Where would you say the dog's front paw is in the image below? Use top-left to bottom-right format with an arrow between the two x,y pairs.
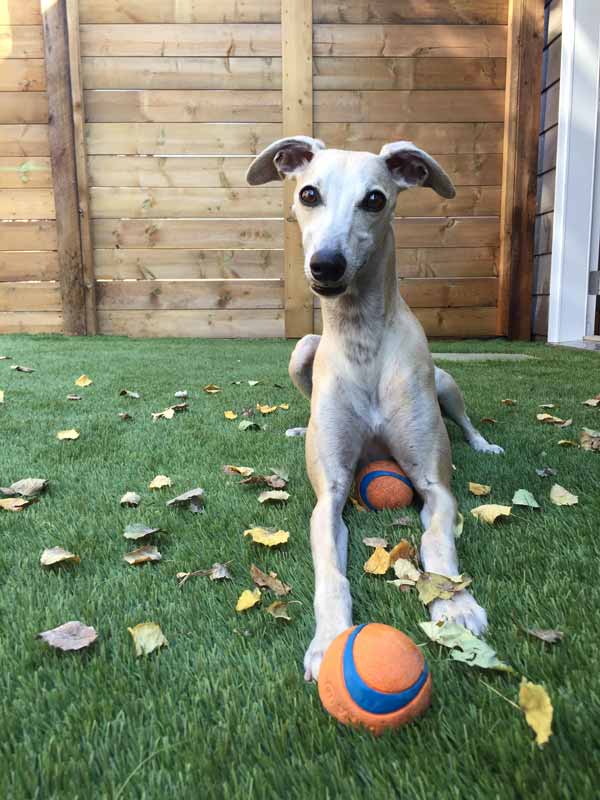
304,623 -> 349,682
472,439 -> 505,455
429,590 -> 488,636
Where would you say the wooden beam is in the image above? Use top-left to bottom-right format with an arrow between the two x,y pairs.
497,0 -> 544,339
282,0 -> 313,338
42,0 -> 87,335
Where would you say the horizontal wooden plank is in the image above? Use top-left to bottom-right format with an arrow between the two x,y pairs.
542,36 -> 561,90
89,186 -> 499,219
0,281 -> 61,311
0,188 -> 55,218
96,278 -> 282,310
0,124 -> 49,156
534,211 -> 553,256
315,306 -> 497,337
536,168 -> 555,215
532,293 -> 549,337
93,249 -> 284,280
0,25 -> 44,58
397,247 -> 498,278
540,81 -> 559,132
394,217 -> 499,247
0,311 -> 63,334
532,254 -> 551,295
0,219 -> 57,249
0,92 -> 48,124
399,277 -> 497,307
97,308 -> 284,337
0,59 -> 46,91
0,250 -> 59,281
538,125 -> 558,174
3,0 -> 43,26
546,0 -> 562,46
0,156 -> 52,187
314,0 -> 508,24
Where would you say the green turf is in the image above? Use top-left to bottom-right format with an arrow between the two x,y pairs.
0,335 -> 598,800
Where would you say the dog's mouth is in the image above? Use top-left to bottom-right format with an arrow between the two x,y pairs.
310,283 -> 346,297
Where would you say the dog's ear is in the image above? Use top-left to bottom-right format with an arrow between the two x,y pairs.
379,141 -> 456,199
246,136 -> 325,185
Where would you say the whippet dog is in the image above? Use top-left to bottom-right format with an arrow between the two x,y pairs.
247,137 -> 503,681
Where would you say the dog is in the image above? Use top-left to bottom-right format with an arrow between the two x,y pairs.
246,137 -> 503,681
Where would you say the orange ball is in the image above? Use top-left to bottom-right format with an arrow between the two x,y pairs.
355,459 -> 414,511
318,623 -> 432,735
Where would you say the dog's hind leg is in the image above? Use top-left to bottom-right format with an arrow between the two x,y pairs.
434,366 -> 504,454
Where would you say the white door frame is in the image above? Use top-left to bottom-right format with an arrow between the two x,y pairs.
548,0 -> 600,343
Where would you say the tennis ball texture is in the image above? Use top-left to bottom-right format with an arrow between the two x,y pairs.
318,623 -> 432,735
356,459 -> 414,510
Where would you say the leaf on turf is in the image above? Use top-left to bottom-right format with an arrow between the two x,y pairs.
57,429 -> 79,440
128,622 -> 168,656
0,497 -> 33,511
454,511 -> 465,539
11,365 -> 34,373
120,491 -> 141,507
67,394 -> 82,401
389,538 -> 417,564
257,403 -> 278,415
416,572 -> 472,605
1,478 -> 48,497
238,419 -> 262,432
480,417 -> 497,424
0,355 -> 10,360
203,384 -> 221,394
244,527 -> 289,547
247,380 -> 261,387
582,394 -> 600,407
265,600 -> 292,621
148,474 -> 172,490
177,562 -> 232,586
348,495 -> 366,513
166,487 -> 204,513
119,389 -> 140,399
258,490 -> 289,504
387,515 -> 411,527
40,546 -> 80,567
223,464 -> 254,477
224,410 -> 238,420
0,389 -> 4,404
512,489 -> 540,509
363,536 -> 388,549
279,403 -> 290,410
75,374 -> 92,387
152,403 -> 188,421
549,484 -> 578,506
174,390 -> 188,399
469,482 -> 491,497
38,621 -> 98,652
392,558 -> 421,585
470,504 -> 512,524
559,418 -> 573,428
519,680 -> 553,746
123,523 -> 161,540
123,545 -> 161,565
538,403 -> 557,409
580,427 -> 600,452
240,473 -> 287,489
525,626 -> 564,644
236,588 -> 261,611
364,547 -> 391,575
250,564 -> 291,596
118,412 -> 132,421
419,620 -> 513,673
501,399 -> 517,406
536,467 -> 557,478
558,439 -> 579,448
537,413 -> 566,425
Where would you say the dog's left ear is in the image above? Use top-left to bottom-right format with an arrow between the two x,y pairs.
379,141 -> 455,199
246,136 -> 325,185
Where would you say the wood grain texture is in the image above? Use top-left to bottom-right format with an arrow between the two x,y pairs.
0,25 -> 45,58
0,93 -> 48,124
0,281 -> 61,311
542,34 -> 561,90
314,278 -> 497,309
0,188 -> 55,218
97,308 -> 284,337
96,279 -> 282,310
315,306 -> 497,337
531,293 -> 548,337
539,81 -> 559,132
546,0 -> 562,45
0,59 -> 46,91
533,211 -> 553,255
0,250 -> 59,282
0,220 -> 57,249
0,156 -> 52,187
0,311 -> 63,333
397,247 -> 498,278
0,125 -> 49,155
3,0 -> 43,26
538,125 -> 557,174
314,0 -> 508,24
532,253 -> 551,294
79,0 -> 281,24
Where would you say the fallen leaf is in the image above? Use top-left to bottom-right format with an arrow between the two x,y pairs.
239,419 -> 262,432
1,478 -> 48,497
285,427 -> 306,437
558,439 -> 579,448
580,427 -> 600,452
57,429 -> 80,441
0,497 -> 32,511
257,403 -> 278,415
549,484 -> 578,506
148,474 -> 172,490
519,679 -> 553,746
389,539 -> 417,563
223,464 -> 254,477
177,562 -> 232,586
128,622 -> 168,656
470,504 -> 512,524
166,487 -> 204,513
67,394 -> 82,401
454,511 -> 465,539
416,572 -> 472,605
387,515 -> 412,527
123,545 -> 161,565
236,588 -> 261,611
525,626 -> 564,644
174,390 -> 188,399
38,621 -> 97,652
203,384 -> 221,394
348,495 -> 366,512
559,418 -> 573,428
419,620 -> 513,672
258,490 -> 289,504
363,536 -> 388,549
537,413 -> 566,425
241,407 -> 255,417
536,467 -> 557,478
501,399 -> 517,406
539,403 -> 557,409
0,389 -> 4,403
240,473 -> 287,489
392,558 -> 421,585
120,491 -> 141,507
119,389 -> 140,399
512,489 -> 540,509
244,527 -> 290,547
250,564 -> 291,596
364,547 -> 391,575
269,466 -> 289,481
480,417 -> 496,424
0,355 -> 10,360
582,395 -> 600,407
75,374 -> 92,387
224,410 -> 238,420
265,600 -> 293,621
278,403 -> 289,410
40,546 -> 80,567
152,402 -> 188,421
11,365 -> 34,373
123,523 -> 161,540
247,380 -> 261,387
469,482 -> 491,497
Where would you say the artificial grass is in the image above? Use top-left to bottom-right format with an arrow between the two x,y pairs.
0,335 -> 598,800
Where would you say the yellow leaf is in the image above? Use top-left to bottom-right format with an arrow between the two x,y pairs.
519,679 -> 553,746
558,439 -> 579,448
75,374 -> 92,387
258,490 -> 289,504
40,547 -> 80,567
265,600 -> 292,620
224,464 -> 254,477
363,547 -> 391,575
0,497 -> 32,511
536,413 -> 566,425
56,429 -> 80,440
148,474 -> 172,490
468,482 -> 491,497
236,588 -> 261,612
244,527 -> 290,547
470,504 -> 512,524
224,410 -> 238,420
257,403 -> 278,414
388,539 -> 417,564
203,384 -> 221,394
416,572 -> 472,604
549,484 -> 578,506
348,495 -> 366,512
128,622 -> 168,656
278,403 -> 290,410
0,389 -> 4,403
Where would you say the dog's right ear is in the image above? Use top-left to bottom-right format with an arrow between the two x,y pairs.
246,136 -> 325,185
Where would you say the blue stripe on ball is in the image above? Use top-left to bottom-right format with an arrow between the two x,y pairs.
358,469 -> 414,511
342,624 -> 428,715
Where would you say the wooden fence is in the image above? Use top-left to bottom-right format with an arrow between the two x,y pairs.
0,0 -> 543,339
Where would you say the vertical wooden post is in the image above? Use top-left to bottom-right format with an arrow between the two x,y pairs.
42,0 -> 87,335
282,0 -> 313,338
497,0 -> 545,339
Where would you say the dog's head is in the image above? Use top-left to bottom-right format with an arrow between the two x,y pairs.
246,137 -> 455,298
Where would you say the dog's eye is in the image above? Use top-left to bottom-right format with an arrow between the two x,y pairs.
299,185 -> 321,207
360,190 -> 387,213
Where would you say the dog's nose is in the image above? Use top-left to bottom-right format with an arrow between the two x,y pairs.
310,250 -> 347,284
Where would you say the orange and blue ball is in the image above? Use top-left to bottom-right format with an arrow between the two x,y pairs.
318,623 -> 431,735
356,459 -> 414,511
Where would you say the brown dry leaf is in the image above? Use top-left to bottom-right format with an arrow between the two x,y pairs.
244,527 -> 290,547
0,497 -> 32,511
582,395 -> 600,407
177,562 -> 232,586
389,538 -> 417,564
480,417 -> 497,424
40,546 -> 80,567
240,473 -> 287,489
57,429 -> 80,441
75,374 -> 92,387
580,427 -> 600,452
166,487 -> 204,512
236,588 -> 261,612
118,412 -> 132,421
128,622 -> 168,656
537,413 -> 566,425
348,495 -> 366,512
519,679 -> 553,747
38,621 -> 97,652
119,389 -> 140,399
11,365 -> 34,373
123,523 -> 161,540
525,626 -> 564,644
549,484 -> 578,506
363,536 -> 388,549
364,547 -> 391,575
223,464 -> 254,477
123,545 -> 161,565
224,410 -> 238,420
148,474 -> 172,490
67,394 -> 82,401
258,490 -> 289,504
2,478 -> 48,497
120,491 -> 141,507
203,384 -> 222,394
558,439 -> 579,447
265,600 -> 293,621
470,504 -> 512,524
501,399 -> 517,406
416,572 -> 472,605
469,482 -> 491,497
250,564 -> 291,596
